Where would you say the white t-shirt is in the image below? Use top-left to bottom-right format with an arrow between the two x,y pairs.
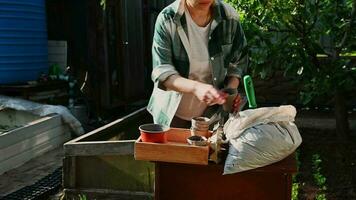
175,9 -> 213,121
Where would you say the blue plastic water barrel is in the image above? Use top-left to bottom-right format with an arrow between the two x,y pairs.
0,0 -> 48,84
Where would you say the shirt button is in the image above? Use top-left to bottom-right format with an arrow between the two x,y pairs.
213,77 -> 217,81
210,57 -> 214,61
209,36 -> 212,40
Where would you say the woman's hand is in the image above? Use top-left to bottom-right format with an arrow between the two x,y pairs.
192,82 -> 227,105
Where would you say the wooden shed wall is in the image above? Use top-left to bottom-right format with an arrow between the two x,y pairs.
46,0 -> 174,116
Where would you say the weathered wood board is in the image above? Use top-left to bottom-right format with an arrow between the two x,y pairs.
0,109 -> 71,175
63,107 -> 155,199
135,128 -> 209,165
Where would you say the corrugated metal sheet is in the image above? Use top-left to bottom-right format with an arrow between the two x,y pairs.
0,0 -> 48,84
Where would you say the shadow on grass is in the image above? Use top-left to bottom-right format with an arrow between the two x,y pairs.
294,129 -> 356,200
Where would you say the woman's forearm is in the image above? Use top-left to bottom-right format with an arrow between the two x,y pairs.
163,74 -> 226,105
163,74 -> 198,94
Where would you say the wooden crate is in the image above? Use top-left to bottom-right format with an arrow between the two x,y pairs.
135,128 -> 209,165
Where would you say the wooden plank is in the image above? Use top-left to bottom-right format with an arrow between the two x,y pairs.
164,128 -> 212,143
154,162 -> 161,200
135,129 -> 209,165
0,108 -> 40,127
135,141 -> 209,165
65,107 -> 147,144
165,128 -> 191,143
155,161 -> 292,200
64,188 -> 153,200
155,153 -> 296,173
285,174 -> 293,200
74,155 -> 154,192
63,156 -> 76,188
0,125 -> 69,162
0,132 -> 71,175
64,140 -> 135,156
0,115 -> 62,149
65,127 -> 193,157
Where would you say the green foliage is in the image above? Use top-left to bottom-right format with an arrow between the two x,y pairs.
292,182 -> 300,200
225,0 -> 356,104
78,194 -> 87,200
316,193 -> 327,200
312,154 -> 327,199
100,0 -> 106,10
312,154 -> 326,188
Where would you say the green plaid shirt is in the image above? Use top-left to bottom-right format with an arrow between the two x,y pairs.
148,0 -> 248,126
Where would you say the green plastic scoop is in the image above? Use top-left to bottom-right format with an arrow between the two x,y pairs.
243,75 -> 257,109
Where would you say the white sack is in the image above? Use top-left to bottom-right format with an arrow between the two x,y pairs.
223,105 -> 302,174
0,95 -> 84,135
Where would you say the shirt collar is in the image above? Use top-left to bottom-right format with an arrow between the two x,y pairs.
173,0 -> 226,25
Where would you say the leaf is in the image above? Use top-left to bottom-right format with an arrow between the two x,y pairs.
100,0 -> 106,10
300,91 -> 314,105
225,0 -> 355,100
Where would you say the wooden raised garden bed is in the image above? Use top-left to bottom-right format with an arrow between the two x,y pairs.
0,109 -> 70,175
63,107 -> 154,200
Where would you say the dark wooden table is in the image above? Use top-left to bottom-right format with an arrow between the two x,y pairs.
155,154 -> 297,200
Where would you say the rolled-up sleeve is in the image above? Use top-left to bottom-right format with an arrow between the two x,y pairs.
227,22 -> 248,79
151,14 -> 179,90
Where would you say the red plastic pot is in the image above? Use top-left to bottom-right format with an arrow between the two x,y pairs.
139,124 -> 169,143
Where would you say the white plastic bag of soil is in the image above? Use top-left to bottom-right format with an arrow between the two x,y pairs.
223,105 -> 302,174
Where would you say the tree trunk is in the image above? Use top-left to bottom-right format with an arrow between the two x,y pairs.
334,89 -> 350,139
